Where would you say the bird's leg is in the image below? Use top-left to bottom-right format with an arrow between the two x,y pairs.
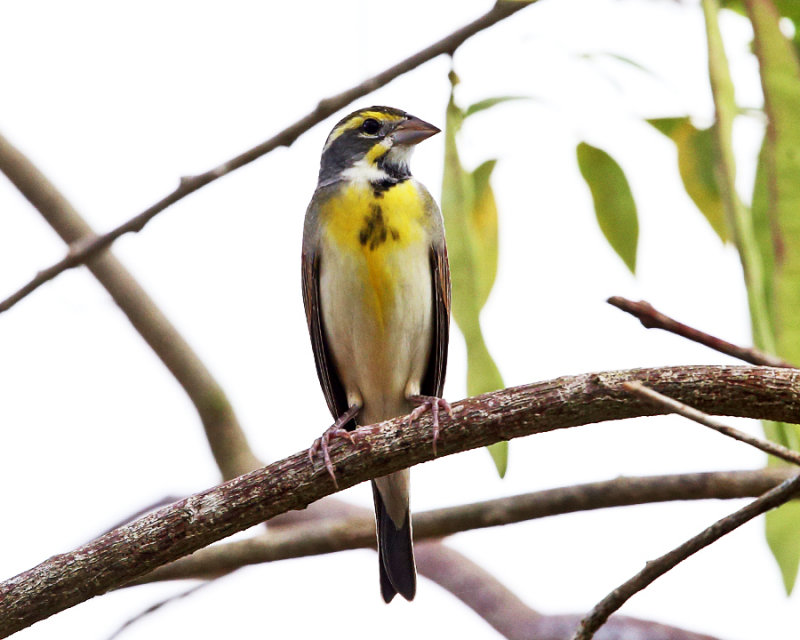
308,404 -> 361,486
407,395 -> 453,456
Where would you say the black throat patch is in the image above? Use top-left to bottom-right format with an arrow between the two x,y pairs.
371,154 -> 410,197
371,176 -> 407,197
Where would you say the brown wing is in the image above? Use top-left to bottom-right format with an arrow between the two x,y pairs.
421,241 -> 451,398
301,247 -> 353,427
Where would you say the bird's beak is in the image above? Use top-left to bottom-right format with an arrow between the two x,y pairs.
392,116 -> 441,145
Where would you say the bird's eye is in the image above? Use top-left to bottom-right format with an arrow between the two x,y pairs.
361,118 -> 381,135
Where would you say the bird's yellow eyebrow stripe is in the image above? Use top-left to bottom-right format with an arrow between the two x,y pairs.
324,111 -> 405,149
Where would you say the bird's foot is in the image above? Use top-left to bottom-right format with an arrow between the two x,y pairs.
407,395 -> 453,456
308,405 -> 361,487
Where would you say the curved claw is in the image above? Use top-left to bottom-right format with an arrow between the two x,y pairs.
308,405 -> 361,487
408,395 -> 452,456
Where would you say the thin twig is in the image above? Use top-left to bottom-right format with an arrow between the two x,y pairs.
1,365 -> 799,637
105,582 -> 212,640
607,297 -> 792,367
0,0 -> 536,314
623,381 -> 800,466
571,471 -> 800,640
416,544 -> 720,640
0,132 -> 260,480
133,468 -> 793,584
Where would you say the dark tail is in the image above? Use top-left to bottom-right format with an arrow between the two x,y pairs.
371,480 -> 416,602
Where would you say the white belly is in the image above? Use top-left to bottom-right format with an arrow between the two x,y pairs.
319,237 -> 433,426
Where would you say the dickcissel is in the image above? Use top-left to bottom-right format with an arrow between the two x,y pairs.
301,106 -> 451,602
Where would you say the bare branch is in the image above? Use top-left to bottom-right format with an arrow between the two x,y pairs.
527,614 -> 720,640
0,0 -> 537,314
134,468 -> 793,584
608,296 -> 793,367
105,583 -> 211,640
417,545 -> 722,640
571,471 -> 800,640
624,381 -> 800,465
0,132 -> 260,480
119,543 -> 723,640
135,468 -> 781,640
1,364 -> 798,637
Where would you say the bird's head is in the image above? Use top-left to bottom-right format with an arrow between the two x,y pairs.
318,106 -> 440,187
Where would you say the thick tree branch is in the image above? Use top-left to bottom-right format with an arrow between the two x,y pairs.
134,468 -> 793,584
0,0 -> 536,314
0,132 -> 259,480
572,471 -> 800,640
1,365 -> 799,637
608,296 -> 792,367
1,96 -> 562,637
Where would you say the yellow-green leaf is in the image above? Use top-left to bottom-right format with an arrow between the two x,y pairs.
469,159 -> 499,310
767,497 -> 800,593
748,0 -> 800,371
701,0 -> 773,349
746,0 -> 800,594
576,142 -> 638,274
441,74 -> 508,476
648,117 -> 728,242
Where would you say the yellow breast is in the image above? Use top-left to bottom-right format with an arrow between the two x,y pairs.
322,180 -> 426,252
321,180 -> 428,329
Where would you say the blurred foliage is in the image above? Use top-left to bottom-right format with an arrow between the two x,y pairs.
441,72 -> 521,477
438,0 -> 800,592
662,0 -> 800,592
569,0 -> 800,592
742,0 -> 800,593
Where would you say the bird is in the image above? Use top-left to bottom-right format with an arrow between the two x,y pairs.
301,106 -> 451,603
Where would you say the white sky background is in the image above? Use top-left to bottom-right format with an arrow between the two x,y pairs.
0,0 -> 795,638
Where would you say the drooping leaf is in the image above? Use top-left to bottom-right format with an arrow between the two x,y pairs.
766,501 -> 800,594
575,142 -> 638,274
750,133 -> 777,335
648,116 -> 687,138
464,96 -> 527,118
745,0 -> 800,593
441,72 -> 508,476
469,159 -> 499,310
578,51 -> 655,77
701,0 -> 773,349
648,117 -> 728,242
748,0 -> 800,369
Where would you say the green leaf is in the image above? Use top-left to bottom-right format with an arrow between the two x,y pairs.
441,75 -> 508,477
767,499 -> 800,593
469,159 -> 499,310
648,116 -> 688,138
466,330 -> 507,476
702,0 -> 773,350
464,96 -> 527,118
648,117 -> 728,242
575,142 -> 639,274
746,0 -> 800,593
750,134 -> 777,335
748,0 -> 800,369
578,51 -> 655,77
